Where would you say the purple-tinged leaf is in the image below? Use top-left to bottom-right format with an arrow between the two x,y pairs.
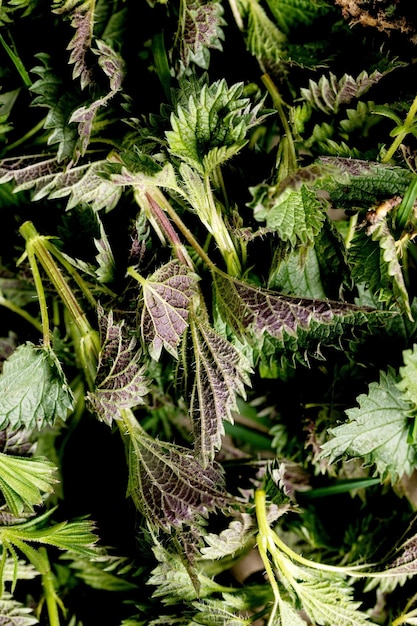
188,317 -> 252,465
177,0 -> 226,72
138,260 -> 199,360
87,309 -> 149,426
122,412 -> 229,531
214,272 -> 372,341
67,5 -> 94,89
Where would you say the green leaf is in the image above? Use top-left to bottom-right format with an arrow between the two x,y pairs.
250,184 -> 326,246
137,260 -> 200,360
268,244 -> 327,298
63,551 -> 138,591
239,0 -> 286,74
86,309 -> 149,426
0,592 -> 39,625
0,453 -> 57,517
320,368 -> 417,481
201,513 -> 255,559
398,344 -> 417,406
192,599 -> 252,626
0,343 -> 74,431
166,77 -> 266,174
30,53 -> 80,162
188,315 -> 252,465
265,0 -> 330,34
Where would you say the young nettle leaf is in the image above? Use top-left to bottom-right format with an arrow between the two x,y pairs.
120,409 -> 229,531
86,309 -> 149,426
188,315 -> 252,465
320,368 -> 417,481
398,344 -> 417,407
136,260 -> 199,361
250,183 -> 326,246
265,0 -> 330,34
0,342 -> 74,431
0,453 -> 57,517
175,0 -> 226,74
192,599 -> 252,625
166,77 -> 267,175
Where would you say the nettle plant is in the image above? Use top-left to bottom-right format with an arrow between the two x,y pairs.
2,0 -> 417,624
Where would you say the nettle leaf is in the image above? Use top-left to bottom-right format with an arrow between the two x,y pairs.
124,415 -> 229,531
30,53 -> 80,162
166,77 -> 267,174
192,599 -> 252,625
320,368 -> 417,481
214,272 -> 371,343
293,573 -> 373,626
149,543 -> 225,604
69,40 -> 124,159
177,0 -> 226,73
0,156 -> 122,212
0,453 -> 57,517
65,2 -> 95,89
268,244 -> 327,299
63,552 -> 138,591
300,70 -> 383,115
318,157 -> 413,208
265,0 -> 330,34
349,223 -> 411,317
250,183 -> 326,246
201,513 -> 255,559
0,592 -> 39,625
86,309 -> 149,425
398,344 -> 417,407
0,343 -> 74,431
238,0 -> 287,75
188,315 -> 252,465
138,260 -> 199,360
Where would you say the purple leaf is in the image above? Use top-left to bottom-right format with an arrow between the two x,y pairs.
139,260 -> 199,360
87,309 -> 149,425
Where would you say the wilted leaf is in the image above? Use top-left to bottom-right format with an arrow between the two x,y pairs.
0,343 -> 74,431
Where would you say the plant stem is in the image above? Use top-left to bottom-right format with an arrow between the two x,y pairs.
40,548 -> 64,626
382,94 -> 417,163
0,33 -> 32,87
24,243 -> 51,347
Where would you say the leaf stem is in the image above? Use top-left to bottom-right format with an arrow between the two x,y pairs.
40,548 -> 64,626
382,94 -> 417,163
24,242 -> 51,347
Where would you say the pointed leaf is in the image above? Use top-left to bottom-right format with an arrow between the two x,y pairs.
87,309 -> 149,425
320,369 -> 417,481
0,343 -> 74,431
251,184 -> 326,246
139,260 -> 199,360
398,344 -> 417,406
123,415 -> 229,531
0,453 -> 57,517
67,4 -> 95,89
188,316 -> 252,464
177,0 -> 226,73
214,273 -> 372,342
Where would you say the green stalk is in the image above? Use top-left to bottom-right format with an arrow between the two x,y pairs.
0,34 -> 32,87
382,94 -> 417,163
40,548 -> 64,626
19,221 -> 100,385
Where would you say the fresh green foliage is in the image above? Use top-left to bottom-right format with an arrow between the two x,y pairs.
2,0 -> 417,623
